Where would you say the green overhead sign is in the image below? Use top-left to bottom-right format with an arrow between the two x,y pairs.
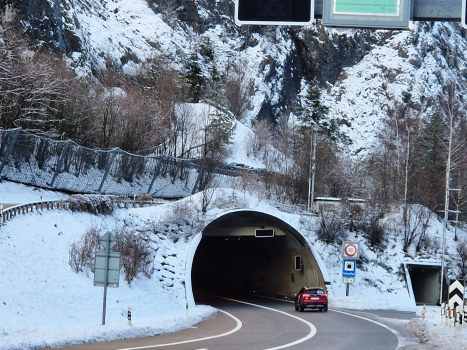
323,0 -> 412,29
334,0 -> 399,16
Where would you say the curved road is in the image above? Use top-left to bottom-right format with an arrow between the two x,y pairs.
51,293 -> 420,350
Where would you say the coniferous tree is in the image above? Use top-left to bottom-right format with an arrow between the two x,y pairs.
298,78 -> 348,144
298,78 -> 329,127
183,50 -> 204,102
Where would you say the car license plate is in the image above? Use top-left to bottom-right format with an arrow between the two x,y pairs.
310,297 -> 319,300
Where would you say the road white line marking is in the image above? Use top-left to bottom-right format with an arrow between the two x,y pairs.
330,309 -> 403,349
220,297 -> 317,350
116,309 -> 242,350
259,295 -> 404,349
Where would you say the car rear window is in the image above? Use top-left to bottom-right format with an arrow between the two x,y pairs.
305,289 -> 324,295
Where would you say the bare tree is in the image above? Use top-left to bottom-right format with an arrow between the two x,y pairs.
115,227 -> 154,284
400,204 -> 432,253
316,207 -> 346,244
455,240 -> 467,279
222,58 -> 254,119
0,25 -> 69,137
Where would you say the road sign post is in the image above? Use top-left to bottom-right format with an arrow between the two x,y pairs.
342,242 -> 359,296
94,232 -> 120,325
343,242 -> 360,260
342,259 -> 356,296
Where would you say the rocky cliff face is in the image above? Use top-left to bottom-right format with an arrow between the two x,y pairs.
0,0 -> 375,122
2,0 -> 467,150
1,0 -> 81,53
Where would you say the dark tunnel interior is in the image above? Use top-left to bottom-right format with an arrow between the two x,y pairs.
191,235 -> 288,293
407,265 -> 442,305
190,211 -> 327,300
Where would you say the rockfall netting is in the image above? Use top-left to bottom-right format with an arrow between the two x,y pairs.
0,128 -> 243,197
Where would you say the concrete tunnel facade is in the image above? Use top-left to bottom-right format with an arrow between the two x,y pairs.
184,209 -> 330,306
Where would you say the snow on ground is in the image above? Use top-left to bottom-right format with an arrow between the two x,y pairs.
0,183 -> 215,350
1,181 -> 467,349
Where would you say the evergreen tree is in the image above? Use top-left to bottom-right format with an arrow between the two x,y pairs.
298,78 -> 329,126
299,78 -> 348,143
183,50 -> 204,102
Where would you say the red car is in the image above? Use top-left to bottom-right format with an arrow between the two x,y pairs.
294,287 -> 328,312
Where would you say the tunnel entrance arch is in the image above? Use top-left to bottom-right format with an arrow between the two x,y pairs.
185,210 -> 330,306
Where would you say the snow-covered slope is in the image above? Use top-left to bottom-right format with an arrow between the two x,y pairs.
1,181 -> 467,349
7,1 -> 467,153
325,22 -> 467,154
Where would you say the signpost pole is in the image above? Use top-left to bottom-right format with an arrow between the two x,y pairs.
342,242 -> 359,296
101,234 -> 110,326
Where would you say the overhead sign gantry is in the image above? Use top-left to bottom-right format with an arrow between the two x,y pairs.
322,0 -> 412,29
462,0 -> 467,28
235,0 -> 464,28
235,0 -> 314,25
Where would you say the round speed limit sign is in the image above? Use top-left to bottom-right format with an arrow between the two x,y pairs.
343,242 -> 359,259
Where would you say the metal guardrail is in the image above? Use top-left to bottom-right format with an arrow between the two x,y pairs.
0,200 -> 68,225
0,198 -> 168,226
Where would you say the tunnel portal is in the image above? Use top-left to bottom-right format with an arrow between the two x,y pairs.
407,264 -> 442,305
190,210 -> 327,299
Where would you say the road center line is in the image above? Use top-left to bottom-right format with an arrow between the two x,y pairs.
220,296 -> 317,350
116,308 -> 242,350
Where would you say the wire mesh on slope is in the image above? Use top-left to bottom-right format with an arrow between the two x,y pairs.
0,128 -> 242,198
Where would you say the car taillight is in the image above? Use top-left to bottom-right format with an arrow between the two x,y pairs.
321,294 -> 327,298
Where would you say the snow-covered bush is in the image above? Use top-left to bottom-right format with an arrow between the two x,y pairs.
316,210 -> 346,244
68,195 -> 116,215
69,224 -> 154,284
68,226 -> 101,276
115,228 -> 154,284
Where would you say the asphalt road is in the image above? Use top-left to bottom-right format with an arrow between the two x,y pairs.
51,292 -> 422,350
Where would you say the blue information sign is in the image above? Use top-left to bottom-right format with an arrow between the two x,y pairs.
342,259 -> 356,278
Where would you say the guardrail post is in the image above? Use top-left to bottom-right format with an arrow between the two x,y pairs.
441,302 -> 446,325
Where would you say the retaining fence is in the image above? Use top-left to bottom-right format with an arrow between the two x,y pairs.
0,128 -> 248,198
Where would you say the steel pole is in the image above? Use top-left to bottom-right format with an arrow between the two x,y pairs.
307,128 -> 313,212
440,113 -> 454,305
102,234 -> 110,325
310,126 -> 318,213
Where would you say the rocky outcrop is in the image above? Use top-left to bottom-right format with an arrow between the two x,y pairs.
1,0 -> 81,54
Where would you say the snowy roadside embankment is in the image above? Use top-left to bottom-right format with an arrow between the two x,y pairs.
1,182 -> 467,349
